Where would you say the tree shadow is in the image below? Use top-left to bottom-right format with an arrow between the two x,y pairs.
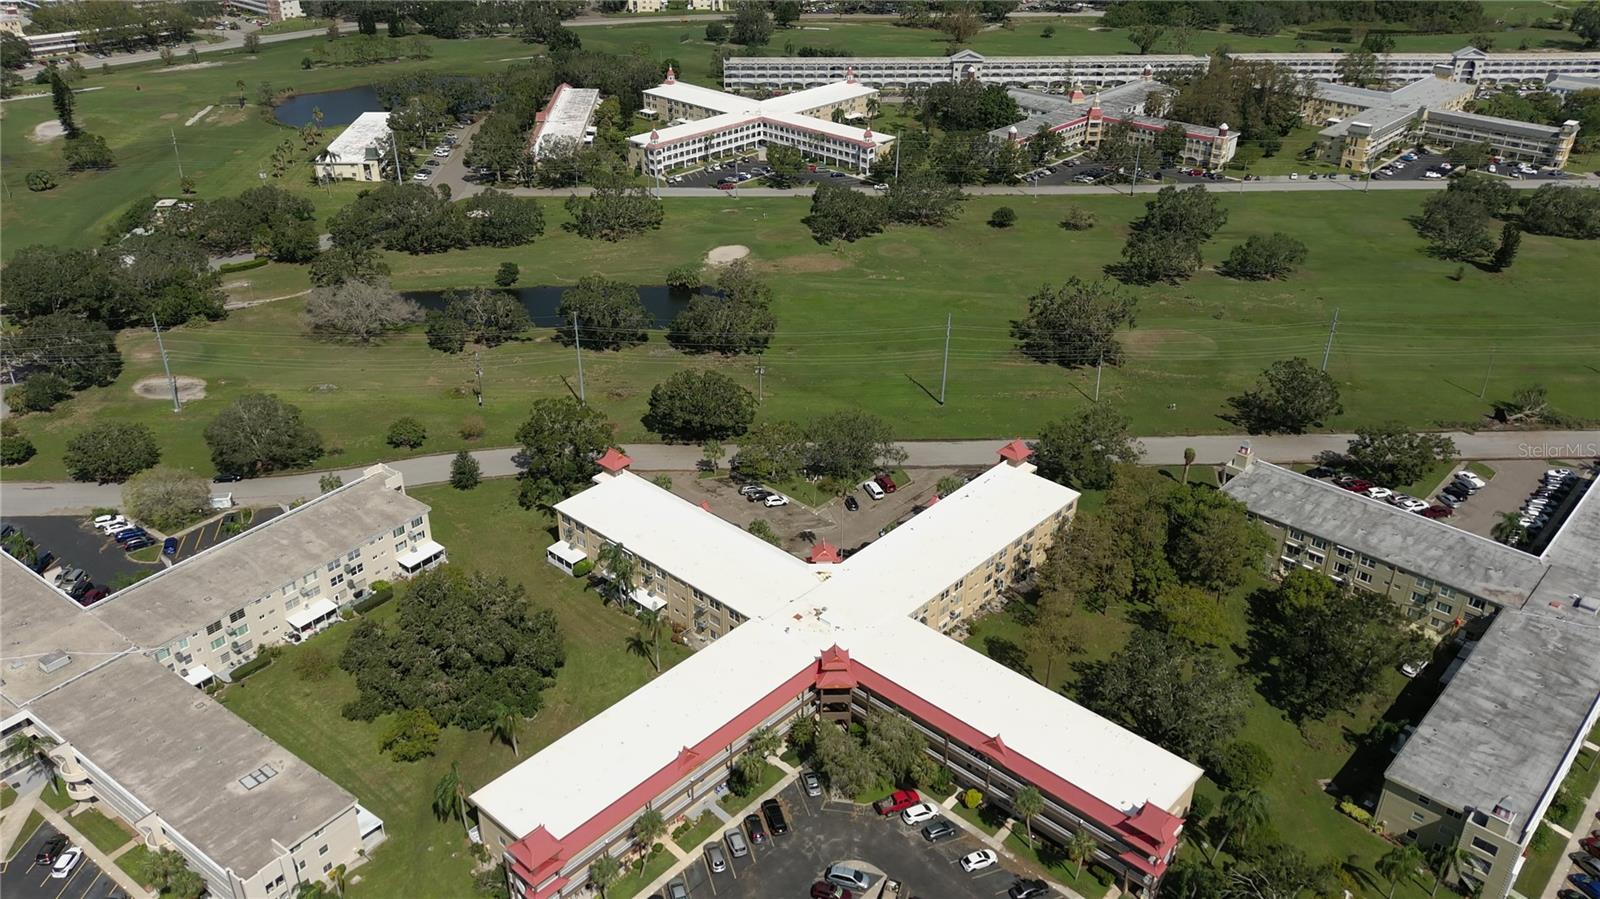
984,636 -> 1033,679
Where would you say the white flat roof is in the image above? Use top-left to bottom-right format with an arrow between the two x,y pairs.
761,81 -> 877,114
181,664 -> 216,686
646,80 -> 750,114
322,112 -> 391,164
633,79 -> 890,149
554,471 -> 824,619
396,538 -> 445,569
285,598 -> 339,631
532,84 -> 601,155
547,541 -> 588,565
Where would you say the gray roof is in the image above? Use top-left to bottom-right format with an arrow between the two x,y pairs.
1388,76 -> 1476,107
1425,107 -> 1567,139
1386,608 -> 1600,842
1542,480 -> 1600,592
30,653 -> 357,876
91,471 -> 429,647
0,555 -> 133,706
990,81 -> 1224,141
1547,74 -> 1600,92
1221,460 -> 1548,606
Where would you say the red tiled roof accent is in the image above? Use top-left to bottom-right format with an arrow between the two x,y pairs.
998,439 -> 1033,463
808,541 -> 842,564
597,448 -> 633,473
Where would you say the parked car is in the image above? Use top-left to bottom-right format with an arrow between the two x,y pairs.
922,818 -> 958,842
1455,471 -> 1488,490
1580,835 -> 1600,858
1365,486 -> 1394,501
1401,658 -> 1429,678
802,771 -> 823,797
68,580 -> 95,600
826,864 -> 872,891
900,802 -> 940,825
81,587 -> 110,604
1396,497 -> 1430,514
666,881 -> 689,899
1421,505 -> 1453,519
705,842 -> 726,873
1546,468 -> 1576,482
1339,478 -> 1373,493
762,493 -> 789,508
1563,889 -> 1592,899
1436,492 -> 1464,509
1576,872 -> 1600,899
760,797 -> 789,835
214,471 -> 243,483
960,849 -> 999,873
36,834 -> 69,865
738,484 -> 767,496
725,828 -> 749,858
1573,853 -> 1600,879
862,480 -> 886,501
1009,880 -> 1052,899
874,473 -> 897,494
873,789 -> 920,815
112,527 -> 146,541
123,537 -> 156,552
743,813 -> 767,844
843,495 -> 859,512
745,489 -> 773,503
812,882 -> 853,899
163,536 -> 179,556
51,847 -> 83,879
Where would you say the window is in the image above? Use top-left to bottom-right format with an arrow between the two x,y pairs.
1311,537 -> 1328,549
319,845 -> 329,856
323,863 -> 332,874
206,621 -> 222,635
1335,563 -> 1352,576
331,573 -> 344,588
1359,554 -> 1376,568
1470,837 -> 1498,857
229,609 -> 246,623
1468,597 -> 1486,611
286,597 -> 301,611
412,516 -> 424,528
346,549 -> 360,562
1412,591 -> 1429,604
1435,601 -> 1453,614
394,526 -> 405,538
327,560 -> 338,572
230,623 -> 250,638
396,542 -> 407,554
1411,811 -> 1426,823
211,636 -> 227,650
173,637 -> 189,651
1417,795 -> 1431,807
1356,570 -> 1373,584
1306,551 -> 1325,565
1336,547 -> 1354,560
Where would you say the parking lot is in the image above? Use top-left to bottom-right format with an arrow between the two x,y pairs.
4,516 -> 156,596
1440,460 -> 1593,547
664,781 -> 1050,899
1,823 -> 124,899
665,156 -> 871,191
165,506 -> 283,563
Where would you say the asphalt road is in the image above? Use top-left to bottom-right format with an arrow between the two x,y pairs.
3,431 -> 1594,516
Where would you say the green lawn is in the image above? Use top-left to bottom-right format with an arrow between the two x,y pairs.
0,783 -> 15,810
1396,460 -> 1458,498
1513,824 -> 1567,898
9,189 -> 1595,481
40,781 -> 73,811
671,811 -> 723,853
949,799 -> 1006,836
718,762 -> 784,814
610,846 -> 677,899
1467,461 -> 1498,480
219,479 -> 691,898
68,807 -> 135,854
1004,827 -> 1114,899
116,844 -> 160,888
1551,749 -> 1600,831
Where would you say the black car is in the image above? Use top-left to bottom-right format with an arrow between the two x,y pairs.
213,472 -> 244,483
37,834 -> 69,865
1009,879 -> 1051,899
844,495 -> 859,512
68,579 -> 95,600
743,813 -> 767,844
921,819 -> 958,842
123,537 -> 156,551
761,797 -> 790,835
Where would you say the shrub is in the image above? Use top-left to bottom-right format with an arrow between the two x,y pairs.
0,420 -> 36,466
962,788 -> 983,809
495,262 -> 520,287
10,373 -> 74,413
989,206 -> 1017,228
1059,206 -> 1096,230
571,559 -> 595,578
459,415 -> 487,441
1187,792 -> 1215,823
293,646 -> 335,681
1338,801 -> 1372,827
380,708 -> 441,761
450,449 -> 481,490
1212,740 -> 1275,791
230,646 -> 281,681
25,170 -> 56,192
353,586 -> 396,614
217,257 -> 270,274
386,416 -> 427,449
929,766 -> 955,796
1091,864 -> 1115,887
651,474 -> 673,490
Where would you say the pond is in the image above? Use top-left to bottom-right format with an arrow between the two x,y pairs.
403,285 -> 718,328
273,85 -> 384,127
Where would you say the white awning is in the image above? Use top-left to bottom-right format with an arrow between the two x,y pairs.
356,803 -> 385,838
181,664 -> 215,686
629,587 -> 667,614
287,597 -> 339,631
547,541 -> 588,566
397,538 -> 446,570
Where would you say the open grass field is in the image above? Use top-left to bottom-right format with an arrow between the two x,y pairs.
963,572 -> 1446,899
218,478 -> 691,898
7,189 -> 1598,480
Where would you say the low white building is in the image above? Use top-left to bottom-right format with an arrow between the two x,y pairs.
528,82 -> 601,160
314,111 -> 393,182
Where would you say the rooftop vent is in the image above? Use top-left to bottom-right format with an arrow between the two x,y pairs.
38,651 -> 71,674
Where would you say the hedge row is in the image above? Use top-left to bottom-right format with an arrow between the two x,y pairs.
353,586 -> 395,614
218,257 -> 270,274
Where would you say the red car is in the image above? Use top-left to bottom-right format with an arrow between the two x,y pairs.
812,883 -> 852,899
1581,836 -> 1600,858
874,473 -> 897,494
1340,479 -> 1373,493
717,182 -> 736,190
1421,505 -> 1453,519
872,789 -> 919,815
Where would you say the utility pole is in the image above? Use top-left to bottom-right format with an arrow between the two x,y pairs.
938,313 -> 951,406
1094,353 -> 1103,402
1320,307 -> 1340,372
1479,348 -> 1495,399
755,354 -> 766,403
1129,142 -> 1142,197
169,127 -> 184,181
572,315 -> 585,404
474,351 -> 483,406
390,130 -> 403,183
893,136 -> 900,183
152,314 -> 181,413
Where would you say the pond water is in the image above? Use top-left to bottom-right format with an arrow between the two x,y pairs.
403,285 -> 717,328
273,85 -> 384,127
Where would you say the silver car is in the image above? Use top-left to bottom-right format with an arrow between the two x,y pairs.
725,828 -> 749,858
705,842 -> 726,873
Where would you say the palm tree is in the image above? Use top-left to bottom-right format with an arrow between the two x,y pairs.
639,610 -> 661,672
1491,511 -> 1528,547
1012,786 -> 1044,849
1426,843 -> 1465,897
1207,790 -> 1269,863
1182,447 -> 1197,484
6,731 -> 60,788
432,762 -> 471,837
1378,844 -> 1423,899
595,542 -> 637,607
328,863 -> 349,898
589,853 -> 622,898
747,725 -> 780,760
1067,829 -> 1098,879
491,703 -> 520,757
633,808 -> 666,854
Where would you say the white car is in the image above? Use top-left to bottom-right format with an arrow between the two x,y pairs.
1545,468 -> 1575,482
901,802 -> 940,825
1396,497 -> 1430,514
1424,171 -> 1443,179
1487,164 -> 1497,173
51,847 -> 83,879
95,517 -> 129,533
960,849 -> 998,873
862,480 -> 886,501
762,494 -> 789,508
433,147 -> 451,157
411,171 -> 431,182
1401,659 -> 1428,678
1289,172 -> 1299,180
1365,486 -> 1394,501
1454,471 -> 1487,490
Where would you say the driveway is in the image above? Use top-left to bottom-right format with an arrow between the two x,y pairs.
673,781 -> 1046,899
1,823 -> 124,899
4,516 -> 158,597
1441,460 -> 1592,547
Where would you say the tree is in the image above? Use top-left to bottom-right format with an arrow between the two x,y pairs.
122,466 -> 210,530
205,393 -> 324,476
765,142 -> 805,188
1059,206 -> 1096,231
705,20 -> 730,42
8,374 -> 74,414
25,170 -> 57,192
939,5 -> 983,43
864,711 -> 934,787
1032,404 -> 1142,490
1416,190 -> 1495,260
1039,513 -> 1136,614
1337,47 -> 1382,88
988,206 -> 1017,228
642,370 -> 757,442
1067,829 -> 1098,879
0,31 -> 33,70
490,702 -> 521,756
304,280 -> 423,344
702,439 -> 725,471
149,849 -> 204,899
884,172 -> 966,227
1182,447 -> 1197,484
1345,424 -> 1458,485
1077,629 -> 1249,762
1250,569 -> 1429,722
381,708 -> 442,761
564,175 -> 663,241
920,80 -> 1020,132
1117,185 -> 1229,284
432,287 -> 530,350
667,261 -> 777,356
1012,786 -> 1044,849
1011,277 -> 1138,369
243,31 -> 261,53
803,410 -> 906,479
589,854 -> 622,898
1492,510 -> 1529,547
49,68 -> 78,138
433,762 -> 471,835
5,731 -> 58,784
0,420 -> 36,467
1377,844 -> 1423,899
1026,592 -> 1080,687
64,422 -> 160,483
514,397 -> 614,500
812,721 -> 884,798
1129,24 -> 1166,54
735,419 -> 807,482
496,262 -> 521,287
1208,790 -> 1270,863
747,519 -> 781,546
804,182 -> 886,243
1575,2 -> 1600,48
1155,120 -> 1188,164
629,608 -> 664,673
328,183 -> 468,255
1211,741 -> 1274,792
320,473 -> 343,493
634,807 -> 667,851
1227,358 -> 1343,434
1030,124 -> 1067,166
666,263 -> 703,292
555,276 -> 653,350
310,245 -> 390,289
1220,233 -> 1309,280
1519,185 -> 1600,239
340,568 -> 565,728
461,190 -> 546,247
8,313 -> 123,389
1490,222 -> 1522,272
1426,844 -> 1466,897
1155,584 -> 1231,647
451,450 -> 482,490
730,1 -> 773,46
1166,486 -> 1269,597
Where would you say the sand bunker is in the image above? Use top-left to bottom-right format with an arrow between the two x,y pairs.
30,120 -> 65,143
706,245 -> 750,266
133,375 -> 207,402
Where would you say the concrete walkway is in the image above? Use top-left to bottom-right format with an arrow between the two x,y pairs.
924,793 -> 1091,899
37,804 -> 155,899
3,430 -> 1596,516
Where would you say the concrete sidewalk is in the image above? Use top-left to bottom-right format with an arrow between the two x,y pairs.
37,804 -> 155,899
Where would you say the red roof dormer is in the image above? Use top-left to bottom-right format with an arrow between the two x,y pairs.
808,540 -> 842,564
817,645 -> 856,689
597,447 -> 633,473
998,439 -> 1032,464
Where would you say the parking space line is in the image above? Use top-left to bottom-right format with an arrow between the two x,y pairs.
72,870 -> 103,899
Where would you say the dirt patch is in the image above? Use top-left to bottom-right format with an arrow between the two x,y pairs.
767,253 -> 851,274
1121,328 -> 1219,356
159,112 -> 180,121
705,244 -> 750,266
154,61 -> 230,73
133,375 -> 207,402
30,120 -> 65,143
209,106 -> 249,126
